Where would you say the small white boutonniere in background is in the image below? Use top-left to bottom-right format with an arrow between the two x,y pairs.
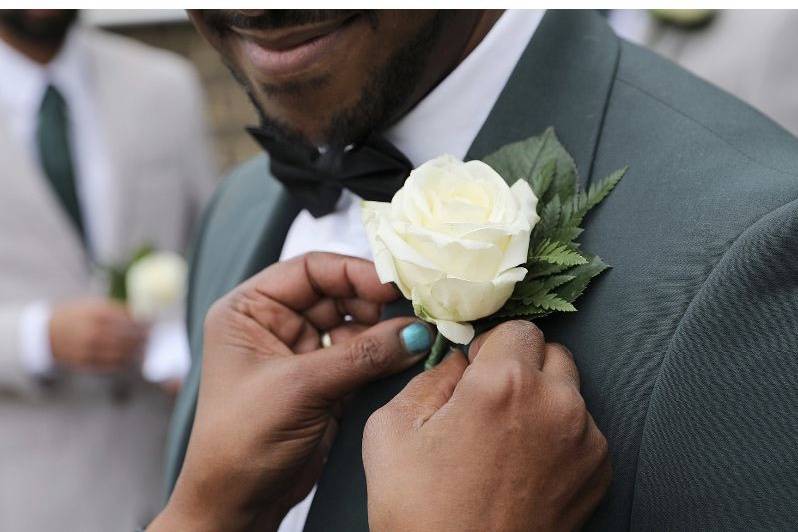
107,245 -> 188,321
363,127 -> 626,368
126,251 -> 188,321
651,9 -> 715,29
105,246 -> 190,384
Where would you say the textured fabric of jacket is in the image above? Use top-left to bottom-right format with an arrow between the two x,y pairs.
165,10 -> 798,530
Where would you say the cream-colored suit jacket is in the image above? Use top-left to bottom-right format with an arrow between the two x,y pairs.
632,10 -> 798,136
0,28 -> 215,531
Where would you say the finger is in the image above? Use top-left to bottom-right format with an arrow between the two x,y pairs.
293,318 -> 433,401
94,334 -> 140,363
302,297 -> 384,331
108,325 -> 148,354
86,351 -> 128,372
252,252 -> 400,312
565,460 -> 612,531
226,287 -> 319,356
95,340 -> 139,367
98,300 -> 132,320
384,349 -> 468,430
292,320 -> 321,354
467,320 -> 546,369
328,323 -> 369,344
290,310 -> 372,354
101,315 -> 149,344
542,343 -> 580,389
565,427 -> 612,529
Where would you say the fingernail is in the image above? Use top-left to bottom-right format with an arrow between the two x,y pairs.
400,322 -> 433,355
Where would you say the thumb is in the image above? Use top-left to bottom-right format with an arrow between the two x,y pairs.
382,349 -> 468,431
294,318 -> 434,401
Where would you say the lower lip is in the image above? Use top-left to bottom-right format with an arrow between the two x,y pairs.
239,18 -> 355,78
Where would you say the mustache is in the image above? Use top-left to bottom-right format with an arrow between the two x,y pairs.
203,10 -> 371,32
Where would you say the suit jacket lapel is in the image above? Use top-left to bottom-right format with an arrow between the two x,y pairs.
304,10 -> 619,531
467,10 -> 619,183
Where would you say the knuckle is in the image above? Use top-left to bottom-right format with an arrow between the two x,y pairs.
594,430 -> 610,461
477,358 -> 534,406
204,298 -> 227,329
363,408 -> 392,448
228,288 -> 256,316
497,320 -> 545,344
547,342 -> 571,359
303,250 -> 325,263
346,335 -> 392,374
550,385 -> 589,439
204,295 -> 237,337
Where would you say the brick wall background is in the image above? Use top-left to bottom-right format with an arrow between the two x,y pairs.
107,21 -> 261,175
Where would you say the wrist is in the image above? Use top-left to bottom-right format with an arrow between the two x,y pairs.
152,470 -> 287,532
149,490 -> 251,532
149,496 -> 286,532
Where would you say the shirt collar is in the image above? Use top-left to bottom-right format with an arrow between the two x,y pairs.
385,9 -> 544,167
0,27 -> 88,116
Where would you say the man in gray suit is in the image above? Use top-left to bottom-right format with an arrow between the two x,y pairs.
0,10 -> 216,531
162,9 -> 798,530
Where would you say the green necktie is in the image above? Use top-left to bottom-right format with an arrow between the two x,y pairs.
36,84 -> 86,243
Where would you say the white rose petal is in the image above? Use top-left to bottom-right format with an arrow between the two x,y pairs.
362,154 -> 538,344
435,320 -> 475,346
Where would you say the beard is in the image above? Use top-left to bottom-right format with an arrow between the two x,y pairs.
225,10 -> 446,155
0,10 -> 78,46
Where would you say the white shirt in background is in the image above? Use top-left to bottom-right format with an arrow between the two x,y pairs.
607,10 -> 650,45
0,30 -> 189,382
276,9 -> 545,532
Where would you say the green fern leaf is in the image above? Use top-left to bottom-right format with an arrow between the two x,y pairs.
547,226 -> 583,243
530,239 -> 588,266
512,274 -> 575,302
555,254 -> 609,303
585,167 -> 626,212
533,195 -> 562,242
531,292 -> 577,312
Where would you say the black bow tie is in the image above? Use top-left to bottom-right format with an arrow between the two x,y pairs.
248,126 -> 413,218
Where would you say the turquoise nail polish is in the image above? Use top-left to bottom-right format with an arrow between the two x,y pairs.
400,322 -> 433,355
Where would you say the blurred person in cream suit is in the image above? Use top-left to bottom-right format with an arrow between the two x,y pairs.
609,9 -> 798,136
0,10 -> 216,531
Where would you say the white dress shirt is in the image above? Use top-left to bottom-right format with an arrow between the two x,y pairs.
0,30 -> 189,381
276,10 -> 544,532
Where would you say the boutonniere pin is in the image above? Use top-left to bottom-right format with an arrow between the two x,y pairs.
362,128 -> 626,368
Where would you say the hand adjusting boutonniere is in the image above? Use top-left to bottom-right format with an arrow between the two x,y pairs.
362,128 -> 626,368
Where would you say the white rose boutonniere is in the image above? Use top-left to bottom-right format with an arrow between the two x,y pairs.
362,154 -> 539,345
126,252 -> 188,321
363,127 -> 627,368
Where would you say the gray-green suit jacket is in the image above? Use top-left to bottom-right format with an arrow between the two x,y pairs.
164,11 -> 798,530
